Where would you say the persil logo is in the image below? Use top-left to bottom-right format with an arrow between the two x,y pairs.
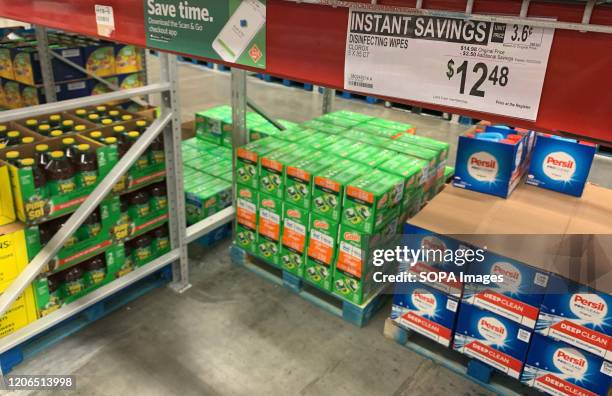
411,288 -> 437,315
491,262 -> 522,291
239,189 -> 252,198
467,152 -> 498,182
543,151 -> 576,182
287,209 -> 300,219
553,348 -> 588,377
478,317 -> 507,344
570,293 -> 607,322
262,199 -> 274,208
314,220 -> 329,230
344,232 -> 360,242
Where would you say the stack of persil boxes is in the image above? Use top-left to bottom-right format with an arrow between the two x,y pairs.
232,110 -> 451,305
391,229 -> 612,396
181,138 -> 233,225
0,104 -> 170,337
0,29 -> 145,108
454,122 -> 597,199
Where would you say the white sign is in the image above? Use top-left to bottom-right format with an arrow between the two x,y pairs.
344,10 -> 555,121
95,5 -> 115,38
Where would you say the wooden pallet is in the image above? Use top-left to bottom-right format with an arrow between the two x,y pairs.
383,318 -> 540,396
230,245 -> 389,327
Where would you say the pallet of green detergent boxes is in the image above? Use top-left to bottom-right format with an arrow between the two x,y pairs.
182,138 -> 233,225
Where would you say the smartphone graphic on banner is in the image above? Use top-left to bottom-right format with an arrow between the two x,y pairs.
212,0 -> 266,63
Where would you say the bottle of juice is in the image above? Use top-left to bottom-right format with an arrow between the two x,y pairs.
6,131 -> 21,146
149,182 -> 167,212
87,113 -> 100,124
62,266 -> 85,296
5,150 -> 20,166
74,144 -> 98,188
18,158 -> 46,197
45,151 -> 76,195
128,190 -> 150,218
35,144 -> 50,168
21,136 -> 35,145
152,226 -> 170,256
61,119 -> 74,133
83,255 -> 106,287
132,234 -> 152,266
48,114 -> 62,128
50,130 -> 63,138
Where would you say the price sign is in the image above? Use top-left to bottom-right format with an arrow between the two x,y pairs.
344,10 -> 555,120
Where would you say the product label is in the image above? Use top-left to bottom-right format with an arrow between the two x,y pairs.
282,218 -> 305,253
258,208 -> 280,241
77,171 -> 98,188
336,241 -> 362,278
307,229 -> 334,265
344,10 -> 554,120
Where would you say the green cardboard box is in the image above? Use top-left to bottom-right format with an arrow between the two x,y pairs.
235,185 -> 258,254
304,214 -> 339,291
284,153 -> 335,210
377,155 -> 427,205
235,138 -> 286,188
342,169 -> 404,234
312,161 -> 370,222
258,143 -> 304,199
256,193 -> 283,266
280,203 -> 309,277
349,146 -> 395,168
328,110 -> 374,124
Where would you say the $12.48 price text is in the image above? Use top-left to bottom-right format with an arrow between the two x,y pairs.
446,59 -> 510,97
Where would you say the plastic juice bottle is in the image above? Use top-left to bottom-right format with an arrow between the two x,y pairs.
132,234 -> 152,266
49,130 -> 63,138
21,136 -> 35,145
45,151 -> 76,195
35,144 -> 50,168
25,118 -> 38,129
5,150 -> 20,166
88,131 -> 104,142
87,113 -> 100,124
48,114 -> 62,128
61,137 -> 77,163
74,144 -> 98,188
6,130 -> 21,146
62,266 -> 85,296
61,119 -> 74,133
129,190 -> 150,217
78,210 -> 101,240
135,120 -> 148,133
149,182 -> 167,211
83,255 -> 106,287
37,124 -> 50,136
18,158 -> 46,196
152,226 -> 170,255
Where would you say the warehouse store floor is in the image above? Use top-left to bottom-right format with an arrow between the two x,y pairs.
12,60 -> 610,396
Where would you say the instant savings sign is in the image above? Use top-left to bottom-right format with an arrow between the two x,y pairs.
144,0 -> 266,68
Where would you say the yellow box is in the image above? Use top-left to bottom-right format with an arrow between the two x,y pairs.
0,281 -> 37,339
0,222 -> 29,283
0,164 -> 16,225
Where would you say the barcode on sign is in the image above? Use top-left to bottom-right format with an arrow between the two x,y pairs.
348,81 -> 374,89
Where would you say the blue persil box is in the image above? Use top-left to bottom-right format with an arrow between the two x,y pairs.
401,224 -> 473,298
522,334 -> 612,396
453,304 -> 532,379
526,134 -> 596,197
391,283 -> 459,347
453,128 -> 528,198
536,274 -> 612,362
462,250 -> 548,329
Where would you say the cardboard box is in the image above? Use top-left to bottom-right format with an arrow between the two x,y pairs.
536,274 -> 612,362
349,146 -> 395,168
0,222 -> 31,284
453,304 -> 532,379
0,281 -> 37,339
185,174 -> 230,225
526,134 -> 596,197
83,41 -> 115,77
312,160 -> 370,222
304,214 -> 339,291
327,110 -> 375,124
280,203 -> 309,277
334,217 -> 398,304
342,169 -> 404,234
12,45 -> 85,85
521,334 -> 611,396
366,118 -> 416,134
377,155 -> 427,206
0,164 -> 15,225
391,283 -> 459,347
256,193 -> 283,266
284,154 -> 335,210
115,44 -> 143,74
235,185 -> 258,254
236,138 -> 286,189
315,113 -> 364,129
462,251 -> 548,329
259,143 -> 304,199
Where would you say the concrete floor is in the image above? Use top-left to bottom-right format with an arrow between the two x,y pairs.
12,58 -> 611,395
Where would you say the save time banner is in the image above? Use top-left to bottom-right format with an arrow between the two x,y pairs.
344,10 -> 555,121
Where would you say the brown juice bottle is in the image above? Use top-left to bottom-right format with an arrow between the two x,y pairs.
45,150 -> 76,195
108,110 -> 120,122
135,120 -> 148,133
121,115 -> 133,122
48,114 -> 62,128
21,136 -> 35,145
61,137 -> 77,164
50,130 -> 63,138
5,150 -> 20,166
87,113 -> 100,124
74,144 -> 98,188
35,144 -> 50,168
37,124 -> 51,136
95,105 -> 107,116
61,119 -> 74,133
75,108 -> 88,118
101,118 -> 113,127
88,131 -> 104,143
25,119 -> 38,129
6,131 -> 21,146
74,124 -> 87,133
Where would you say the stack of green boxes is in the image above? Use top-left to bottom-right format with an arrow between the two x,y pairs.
182,137 -> 233,225
230,109 -> 451,305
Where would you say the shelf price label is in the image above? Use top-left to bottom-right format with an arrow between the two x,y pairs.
343,10 -> 555,120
